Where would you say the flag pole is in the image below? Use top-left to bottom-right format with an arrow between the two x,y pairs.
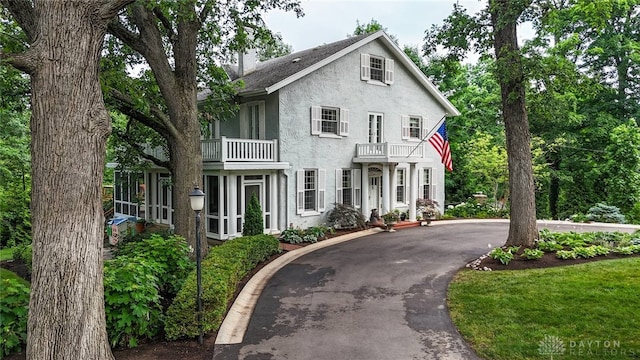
406,113 -> 448,158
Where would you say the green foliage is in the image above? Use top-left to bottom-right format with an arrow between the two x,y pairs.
104,257 -> 163,348
279,225 -> 333,245
603,120 -> 640,212
536,240 -> 564,253
164,234 -> 280,340
586,203 -> 626,223
11,243 -> 31,273
115,234 -> 194,296
444,199 -> 508,219
521,248 -> 544,260
326,203 -> 366,229
572,246 -> 598,258
0,278 -> 29,358
556,250 -> 578,260
242,193 -> 264,236
279,227 -> 304,244
489,247 -> 514,265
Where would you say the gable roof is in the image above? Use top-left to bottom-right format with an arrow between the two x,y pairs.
226,31 -> 460,116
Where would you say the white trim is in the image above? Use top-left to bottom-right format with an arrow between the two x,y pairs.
310,106 -> 322,135
335,169 -> 343,206
353,169 -> 361,209
318,169 -> 326,212
401,115 -> 410,140
360,53 -> 371,81
262,31 -> 460,116
384,58 -> 394,84
339,108 -> 349,136
296,169 -> 304,214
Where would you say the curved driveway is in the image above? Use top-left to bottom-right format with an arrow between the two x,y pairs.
213,220 -> 639,360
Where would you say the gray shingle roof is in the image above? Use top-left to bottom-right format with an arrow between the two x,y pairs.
229,32 -> 372,95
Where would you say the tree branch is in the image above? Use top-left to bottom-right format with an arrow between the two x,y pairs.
113,128 -> 172,170
99,0 -> 135,20
108,19 -> 146,55
1,0 -> 36,42
153,7 -> 176,45
0,50 -> 36,74
107,88 -> 179,138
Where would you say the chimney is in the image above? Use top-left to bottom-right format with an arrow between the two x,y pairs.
238,48 -> 257,76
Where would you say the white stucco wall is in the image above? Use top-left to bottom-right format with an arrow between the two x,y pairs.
276,38 -> 449,228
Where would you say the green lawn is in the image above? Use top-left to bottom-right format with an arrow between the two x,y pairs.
448,258 -> 640,359
0,268 -> 29,286
0,246 -> 15,261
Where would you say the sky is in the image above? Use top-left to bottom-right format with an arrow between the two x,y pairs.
263,0 -> 486,53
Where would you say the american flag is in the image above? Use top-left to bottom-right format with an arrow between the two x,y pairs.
428,121 -> 453,172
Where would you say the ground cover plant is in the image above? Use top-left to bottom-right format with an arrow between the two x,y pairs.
448,258 -> 640,359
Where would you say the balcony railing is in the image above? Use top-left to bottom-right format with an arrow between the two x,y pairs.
144,137 -> 279,163
355,142 -> 424,159
202,137 -> 278,162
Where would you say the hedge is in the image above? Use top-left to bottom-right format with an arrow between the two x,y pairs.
164,234 -> 280,340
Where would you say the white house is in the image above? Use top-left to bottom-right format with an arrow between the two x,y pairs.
112,31 -> 460,240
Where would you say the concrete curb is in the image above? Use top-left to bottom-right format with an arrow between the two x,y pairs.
215,227 -> 384,345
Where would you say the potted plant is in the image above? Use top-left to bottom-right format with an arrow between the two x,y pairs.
135,218 -> 146,234
381,211 -> 400,231
416,198 -> 440,225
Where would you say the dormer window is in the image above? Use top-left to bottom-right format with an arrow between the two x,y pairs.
360,53 -> 394,85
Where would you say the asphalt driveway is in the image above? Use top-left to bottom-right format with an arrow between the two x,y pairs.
213,221 -> 639,360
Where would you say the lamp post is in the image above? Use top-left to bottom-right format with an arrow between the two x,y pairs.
188,185 -> 205,345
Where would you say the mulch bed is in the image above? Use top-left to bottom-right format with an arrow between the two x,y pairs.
473,249 -> 640,271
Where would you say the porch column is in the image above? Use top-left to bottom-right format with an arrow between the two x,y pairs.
228,174 -> 237,237
390,164 -> 397,212
382,164 -> 390,214
278,170 -> 288,231
409,163 -> 418,221
361,164 -> 369,219
270,171 -> 278,233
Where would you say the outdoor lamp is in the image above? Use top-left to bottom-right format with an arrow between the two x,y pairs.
189,186 -> 205,211
189,185 -> 205,345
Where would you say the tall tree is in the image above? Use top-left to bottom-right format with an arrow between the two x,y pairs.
425,0 -> 537,246
104,1 -> 302,255
0,1 -> 133,359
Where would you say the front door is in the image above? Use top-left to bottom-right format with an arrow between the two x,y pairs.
368,176 -> 382,212
243,182 -> 265,232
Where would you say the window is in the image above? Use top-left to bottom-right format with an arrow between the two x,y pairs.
297,169 -> 326,214
396,169 -> 405,203
360,53 -> 394,85
402,115 -> 427,140
311,106 -> 349,137
304,171 -> 316,211
114,171 -> 144,217
240,102 -> 265,139
409,117 -> 421,139
336,169 -> 362,208
322,108 -> 338,134
370,56 -> 384,82
421,168 -> 433,200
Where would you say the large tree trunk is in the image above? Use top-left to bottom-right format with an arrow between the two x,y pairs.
490,0 -> 538,247
27,5 -> 113,359
0,1 -> 132,359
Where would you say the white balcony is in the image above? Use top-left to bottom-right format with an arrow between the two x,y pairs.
144,137 -> 287,169
353,142 -> 425,163
202,137 -> 278,162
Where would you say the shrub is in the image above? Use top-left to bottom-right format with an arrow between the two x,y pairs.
279,227 -> 304,244
489,247 -> 514,265
326,203 -> 366,229
521,248 -> 544,260
11,244 -> 32,274
0,278 -> 29,358
556,250 -> 578,260
586,203 -> 626,223
536,241 -> 563,253
573,246 -> 598,258
164,234 -> 280,340
115,234 -> 194,295
444,199 -> 508,219
568,213 -> 589,223
243,193 -> 264,236
104,256 -> 163,348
